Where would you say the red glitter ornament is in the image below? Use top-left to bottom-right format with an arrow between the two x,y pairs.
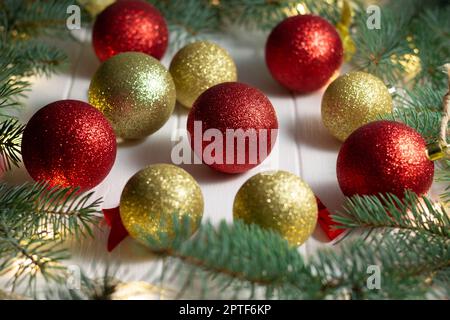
265,14 -> 343,93
92,0 -> 168,62
187,82 -> 278,174
337,120 -> 434,198
22,100 -> 117,192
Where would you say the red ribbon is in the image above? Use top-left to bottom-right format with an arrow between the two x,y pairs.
316,197 -> 345,241
103,207 -> 129,251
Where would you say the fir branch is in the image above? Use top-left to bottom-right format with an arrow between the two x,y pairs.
219,0 -> 345,31
146,0 -> 353,49
386,107 -> 442,143
0,119 -> 24,170
333,191 -> 449,239
0,1 -> 70,118
382,84 -> 447,143
0,38 -> 68,115
351,0 -> 450,88
395,84 -> 445,113
147,218 -> 449,299
147,0 -> 221,50
0,182 -> 102,293
48,220 -> 449,300
163,222 -> 449,299
0,182 -> 102,238
309,232 -> 449,299
411,7 -> 450,88
0,220 -> 68,293
0,0 -> 76,39
350,2 -> 416,85
219,0 -> 303,31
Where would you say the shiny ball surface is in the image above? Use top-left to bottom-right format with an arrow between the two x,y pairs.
169,41 -> 237,108
120,164 -> 204,247
89,52 -> 176,140
337,120 -> 434,198
21,100 -> 116,192
187,82 -> 278,174
92,0 -> 168,61
265,14 -> 343,93
233,171 -> 318,246
322,71 -> 393,141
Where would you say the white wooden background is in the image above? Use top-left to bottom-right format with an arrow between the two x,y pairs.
2,27 -> 443,298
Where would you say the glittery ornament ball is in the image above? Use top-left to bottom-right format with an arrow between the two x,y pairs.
120,164 -> 204,247
187,82 -> 278,174
322,71 -> 393,141
92,0 -> 168,61
233,171 -> 318,246
265,14 -> 343,93
89,52 -> 176,140
337,120 -> 434,198
21,100 -> 117,192
169,41 -> 237,108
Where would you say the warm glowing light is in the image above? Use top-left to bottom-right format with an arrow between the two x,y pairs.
407,198 -> 447,229
283,2 -> 309,17
296,3 -> 307,14
111,281 -> 176,300
12,255 -> 53,277
390,53 -> 421,81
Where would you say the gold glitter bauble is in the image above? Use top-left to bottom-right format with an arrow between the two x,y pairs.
233,171 -> 318,246
321,71 -> 393,141
169,41 -> 237,108
89,52 -> 176,139
120,164 -> 204,247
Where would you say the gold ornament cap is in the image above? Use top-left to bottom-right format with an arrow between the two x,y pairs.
426,140 -> 448,161
119,164 -> 204,248
321,71 -> 393,141
89,52 -> 176,140
77,0 -> 114,17
233,170 -> 318,246
169,41 -> 237,108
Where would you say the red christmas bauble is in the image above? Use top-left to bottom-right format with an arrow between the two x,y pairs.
92,0 -> 168,62
337,120 -> 434,198
265,14 -> 343,93
187,82 -> 278,174
22,100 -> 117,192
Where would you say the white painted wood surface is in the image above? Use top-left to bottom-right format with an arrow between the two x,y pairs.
2,27 -> 444,298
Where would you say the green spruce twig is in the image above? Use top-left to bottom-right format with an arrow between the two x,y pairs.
47,218 -> 449,300
334,191 -> 449,238
0,182 -> 102,293
0,119 -> 24,170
